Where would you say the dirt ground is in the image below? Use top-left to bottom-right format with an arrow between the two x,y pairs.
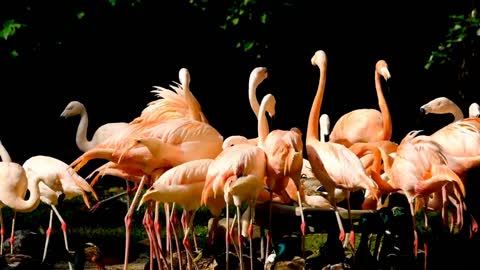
53,258 -> 149,270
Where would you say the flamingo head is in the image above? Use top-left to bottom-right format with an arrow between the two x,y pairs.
376,60 -> 391,81
61,100 -> 84,118
419,96 -> 456,115
311,50 -> 327,67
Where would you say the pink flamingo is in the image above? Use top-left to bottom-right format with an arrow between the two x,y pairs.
22,155 -> 98,270
306,50 -> 382,250
201,142 -> 267,270
0,141 -> 45,255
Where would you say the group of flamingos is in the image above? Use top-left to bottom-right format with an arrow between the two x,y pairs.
1,49 -> 480,270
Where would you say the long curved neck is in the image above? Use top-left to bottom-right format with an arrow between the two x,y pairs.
257,99 -> 270,148
375,71 -> 392,140
0,142 -> 12,162
249,79 -> 260,118
184,86 -> 204,123
448,104 -> 464,121
13,176 -> 42,213
76,106 -> 93,152
307,62 -> 327,141
180,70 -> 205,123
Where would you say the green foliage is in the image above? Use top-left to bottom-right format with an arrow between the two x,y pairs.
77,11 -> 86,20
425,8 -> 480,71
188,0 -> 271,56
0,19 -> 23,40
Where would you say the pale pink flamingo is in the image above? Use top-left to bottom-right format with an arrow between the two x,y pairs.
201,142 -> 267,270
138,158 -> 215,270
60,100 -> 129,152
0,141 -> 45,255
70,68 -> 223,270
306,50 -> 382,250
328,60 -> 392,147
420,96 -> 480,120
419,99 -> 480,234
222,66 -> 269,146
60,100 -> 133,210
22,155 -> 98,270
256,93 -> 306,254
387,130 -> 466,269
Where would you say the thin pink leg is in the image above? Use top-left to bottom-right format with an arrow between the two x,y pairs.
51,205 -> 73,270
123,176 -> 146,270
9,211 -> 16,255
42,209 -> 53,262
170,205 -> 183,270
0,210 -> 4,256
164,203 -> 173,270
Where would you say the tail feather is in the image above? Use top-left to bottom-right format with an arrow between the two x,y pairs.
68,168 -> 99,202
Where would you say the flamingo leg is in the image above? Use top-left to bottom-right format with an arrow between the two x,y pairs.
409,200 -> 419,258
333,206 -> 346,242
123,175 -> 146,270
51,205 -> 73,270
265,190 -> 273,261
229,213 -> 240,259
297,190 -> 306,257
170,204 -> 183,270
423,204 -> 428,270
183,210 -> 199,270
9,211 -> 16,255
164,203 -> 174,270
42,209 -> 54,262
191,225 -> 199,253
225,201 -> 230,270
347,194 -> 356,253
236,205 -> 244,270
0,210 -> 3,256
142,203 -> 163,270
125,179 -> 131,210
153,201 -> 168,269
248,202 -> 256,270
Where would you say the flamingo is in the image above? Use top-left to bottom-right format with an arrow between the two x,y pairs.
60,100 -> 129,152
22,155 -> 98,270
306,50 -> 382,250
419,97 -> 464,121
0,141 -> 45,256
328,59 -> 392,147
132,67 -> 207,125
138,158 -> 217,270
418,98 -> 480,234
419,96 -> 480,121
60,100 -> 133,212
201,142 -> 267,270
387,130 -> 466,269
255,93 -> 306,255
222,66 -> 269,146
70,67 -> 224,270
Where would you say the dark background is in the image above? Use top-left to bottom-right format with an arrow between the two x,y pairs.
1,0 -> 479,165
1,1 -> 480,268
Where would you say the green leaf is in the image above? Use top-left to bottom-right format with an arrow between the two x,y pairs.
260,13 -> 267,24
0,20 -> 23,40
77,11 -> 86,20
108,0 -> 117,6
232,17 -> 239,25
10,50 -> 18,58
243,40 -> 254,51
